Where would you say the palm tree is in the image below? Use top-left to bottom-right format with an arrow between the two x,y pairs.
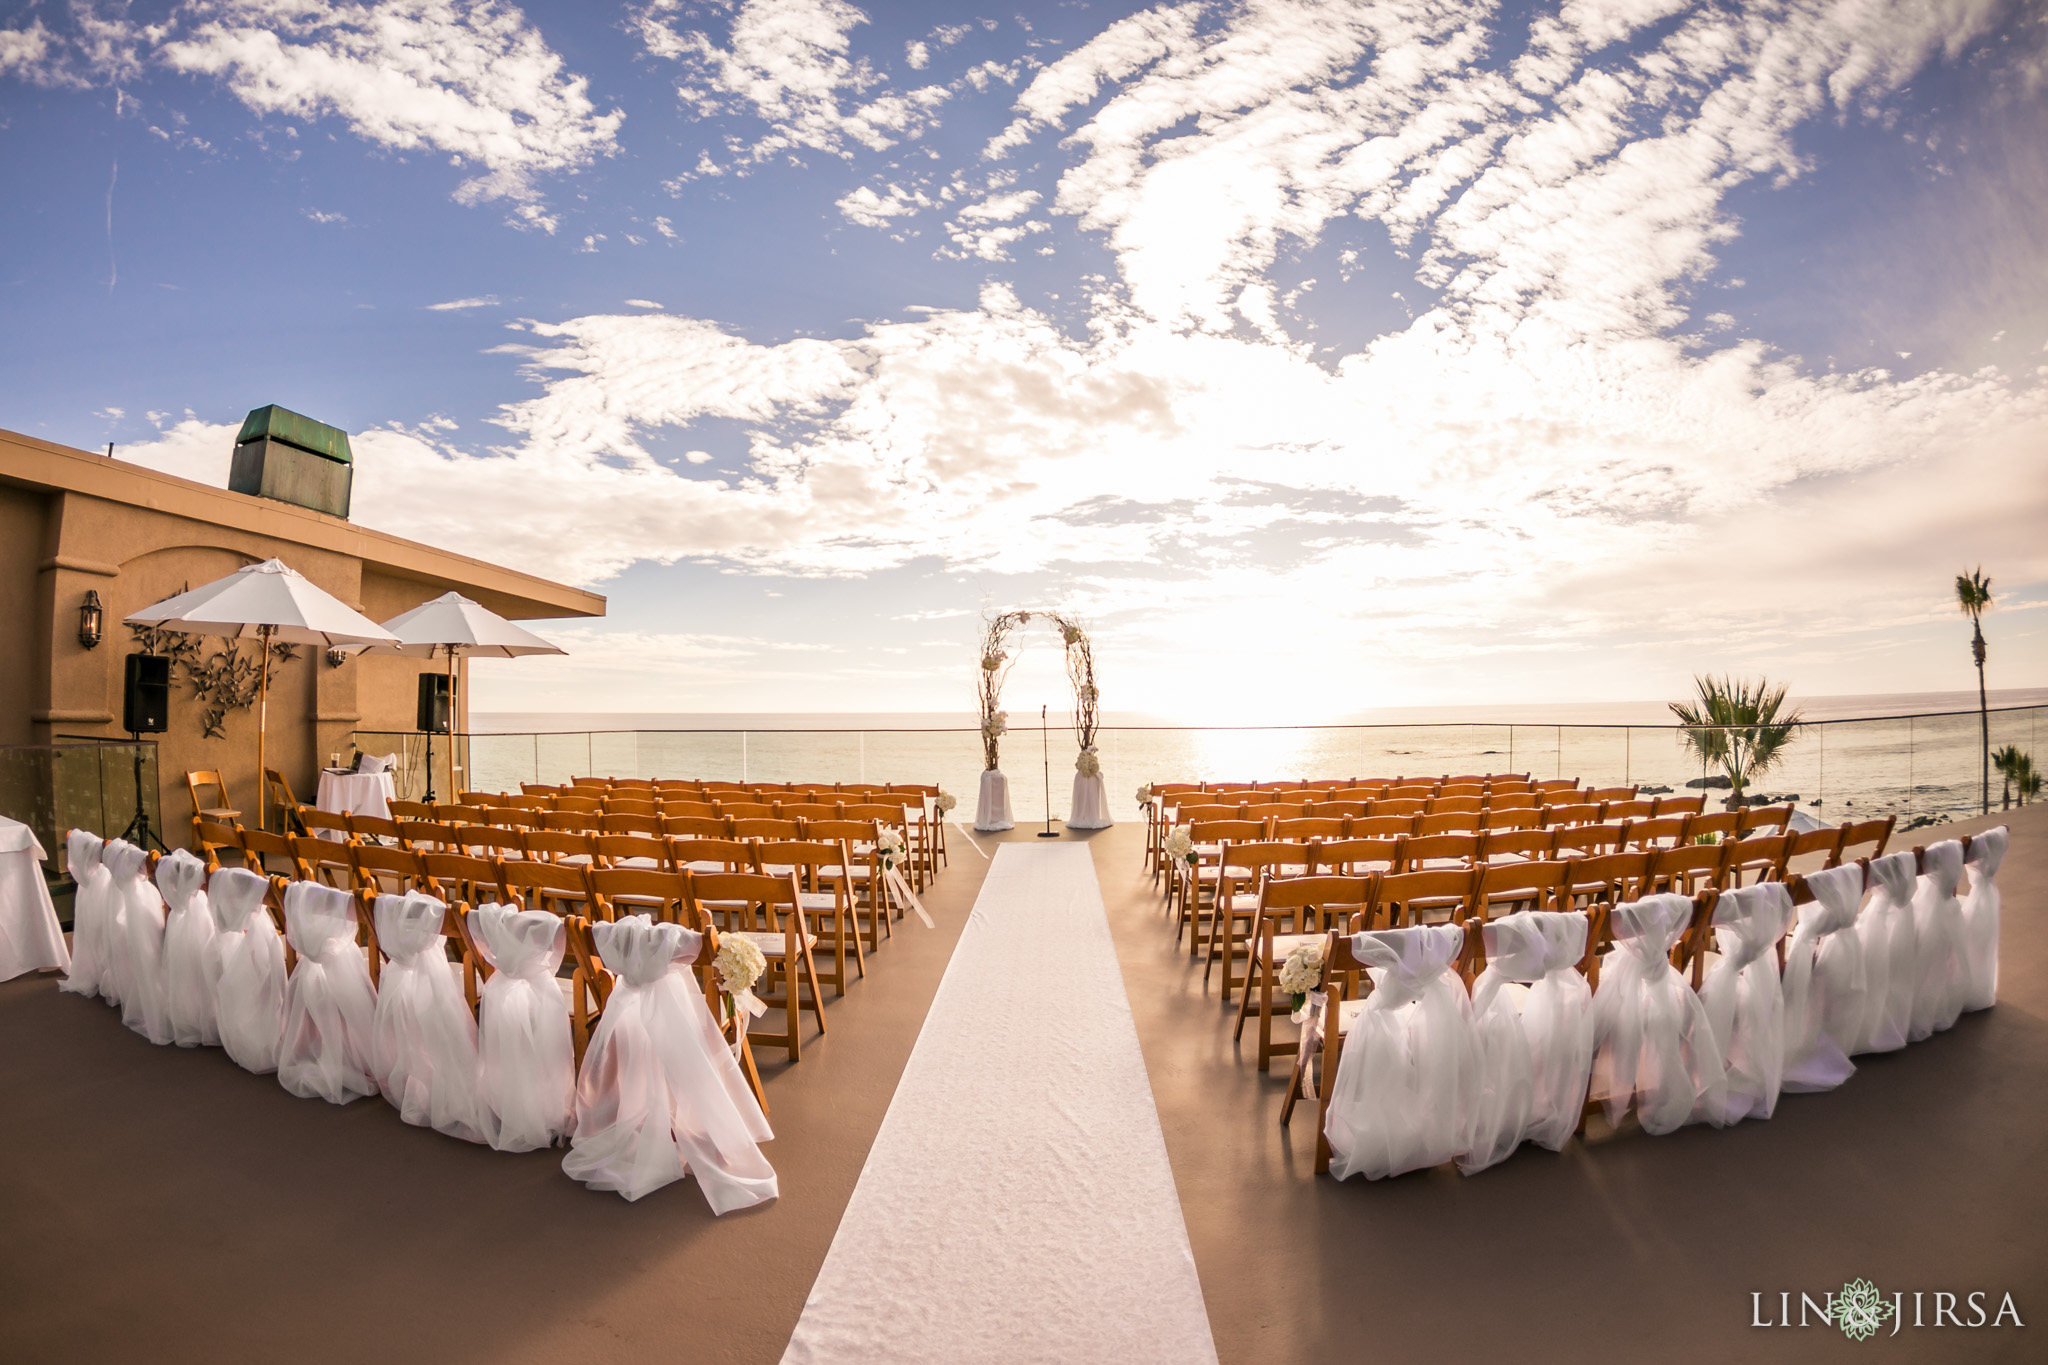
1992,744 -> 2025,810
1956,568 -> 1993,815
2018,755 -> 2040,807
1670,675 -> 1803,810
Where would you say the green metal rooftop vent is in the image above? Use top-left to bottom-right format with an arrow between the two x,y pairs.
228,404 -> 354,518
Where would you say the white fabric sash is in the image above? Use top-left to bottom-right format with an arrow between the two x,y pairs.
1781,863 -> 1862,1093
1474,909 -> 1593,1158
1324,924 -> 1476,1181
1909,839 -> 1966,1041
278,881 -> 380,1105
370,891 -> 488,1143
0,819 -> 67,982
106,840 -> 173,1046
1855,851 -> 1918,1054
563,917 -> 778,1210
882,864 -> 935,927
157,849 -> 220,1048
470,903 -> 577,1152
1591,894 -> 1726,1136
1959,826 -> 2007,1013
58,831 -> 111,1000
207,867 -> 288,1075
1696,882 -> 1792,1125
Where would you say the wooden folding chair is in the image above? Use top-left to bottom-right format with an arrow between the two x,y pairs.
1481,808 -> 1540,832
664,815 -> 730,840
1623,815 -> 1691,850
351,843 -> 424,896
1273,816 -> 1345,842
418,851 -> 505,909
1649,841 -> 1730,897
455,826 -> 527,863
689,871 -> 825,1062
297,807 -> 352,842
1348,814 -> 1415,839
1415,810 -> 1482,835
1176,821 -> 1267,949
1723,832 -> 1793,887
1471,860 -> 1566,923
1236,875 -> 1374,1070
1541,802 -> 1604,828
754,841 -> 865,995
1550,822 -> 1627,859
552,795 -> 603,814
1605,800 -> 1656,822
484,807 -> 542,830
1832,816 -> 1895,867
591,832 -> 670,872
1396,832 -> 1478,872
1738,804 -> 1795,836
1652,795 -> 1706,817
193,820 -> 246,873
523,829 -> 596,866
588,865 -> 692,925
388,800 -> 434,820
1585,786 -> 1636,804
1559,851 -> 1650,911
1282,929 -> 1358,1160
1785,823 -> 1844,870
1478,827 -> 1550,863
186,769 -> 242,831
1208,842 -> 1313,995
1688,811 -> 1740,842
1486,792 -> 1539,811
1306,837 -> 1402,877
1428,796 -> 1484,816
842,802 -> 921,891
237,827 -> 304,880
1371,867 -> 1477,927
262,768 -> 299,830
292,833 -> 356,889
733,817 -> 803,842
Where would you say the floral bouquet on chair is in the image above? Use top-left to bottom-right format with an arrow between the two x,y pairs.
1135,783 -> 1153,809
935,791 -> 957,815
1163,825 -> 1195,868
1278,938 -> 1327,1020
875,826 -> 906,870
714,933 -> 769,1057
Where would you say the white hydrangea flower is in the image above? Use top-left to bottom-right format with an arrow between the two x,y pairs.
714,933 -> 767,995
1135,783 -> 1153,807
1277,939 -> 1327,996
935,790 -> 957,813
1163,826 -> 1193,863
1075,750 -> 1102,778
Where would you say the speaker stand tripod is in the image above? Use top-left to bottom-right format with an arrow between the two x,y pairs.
117,732 -> 167,852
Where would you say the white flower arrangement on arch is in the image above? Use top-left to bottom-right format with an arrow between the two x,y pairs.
1075,747 -> 1101,779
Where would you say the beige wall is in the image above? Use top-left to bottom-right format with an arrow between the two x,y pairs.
0,485 -> 45,747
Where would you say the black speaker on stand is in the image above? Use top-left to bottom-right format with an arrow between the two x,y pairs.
120,654 -> 170,851
417,672 -> 452,803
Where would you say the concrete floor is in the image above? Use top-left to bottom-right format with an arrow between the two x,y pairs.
1,808 -> 2042,1362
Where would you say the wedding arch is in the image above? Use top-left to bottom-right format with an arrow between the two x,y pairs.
973,609 -> 1111,831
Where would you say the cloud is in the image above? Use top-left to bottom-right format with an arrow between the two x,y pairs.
636,0 -> 949,167
835,180 -> 932,226
625,298 -> 664,309
426,294 -> 500,310
12,2 -> 620,227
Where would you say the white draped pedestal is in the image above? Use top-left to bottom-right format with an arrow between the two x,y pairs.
974,769 -> 1013,832
315,770 -> 397,838
1066,772 -> 1113,830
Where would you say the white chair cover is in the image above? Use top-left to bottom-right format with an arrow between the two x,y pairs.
1590,893 -> 1726,1135
370,891 -> 488,1142
58,831 -> 111,999
1781,863 -> 1863,1093
1909,839 -> 1966,1041
1460,917 -> 1543,1175
470,903 -> 577,1152
1855,851 -> 1918,1054
563,917 -> 779,1210
1510,910 -> 1593,1152
1959,826 -> 2007,1013
156,849 -> 220,1047
106,840 -> 174,1046
1695,882 -> 1792,1125
0,818 -> 69,981
1323,924 -> 1476,1181
974,769 -> 1014,832
278,881 -> 379,1104
207,867 -> 288,1074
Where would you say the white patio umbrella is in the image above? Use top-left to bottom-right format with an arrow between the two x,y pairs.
127,558 -> 399,829
364,591 -> 566,800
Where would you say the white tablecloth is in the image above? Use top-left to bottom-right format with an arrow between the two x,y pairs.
315,770 -> 397,839
0,816 -> 68,981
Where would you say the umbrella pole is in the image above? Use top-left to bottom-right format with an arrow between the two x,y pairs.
257,623 -> 271,834
448,647 -> 459,802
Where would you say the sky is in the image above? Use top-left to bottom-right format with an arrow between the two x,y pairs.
2,0 -> 2045,722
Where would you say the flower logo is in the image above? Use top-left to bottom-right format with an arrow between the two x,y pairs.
1835,1279 -> 1894,1341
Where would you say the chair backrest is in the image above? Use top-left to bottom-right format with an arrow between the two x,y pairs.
1258,874 -> 1373,924
397,820 -> 458,851
435,804 -> 488,823
1341,813 -> 1410,839
418,851 -> 503,907
1174,803 -> 1245,824
291,833 -> 355,887
553,795 -> 603,813
524,829 -> 595,863
1653,795 -> 1706,817
670,838 -> 755,873
520,783 -> 560,798
841,803 -> 909,829
537,810 -> 591,831
1486,792 -> 1538,809
1372,798 -> 1427,817
1414,811 -> 1479,835
593,832 -> 671,870
1306,801 -> 1370,820
1216,842 -> 1311,894
1832,816 -> 1895,866
457,791 -> 509,807
1479,828 -> 1552,863
732,817 -> 803,842
777,802 -> 841,822
1472,860 -> 1566,920
186,768 -> 234,816
455,826 -> 527,859
485,807 -> 542,829
604,798 -> 658,816
350,843 -> 424,895
1688,811 -> 1739,842
1436,785 -> 1484,800
689,870 -> 802,930
236,827 -> 301,878
1370,868 -> 1476,928
1480,808 -> 1539,832
1724,832 -> 1794,886
659,800 -> 719,819
1273,817 -> 1345,842
1429,796 -> 1484,815
1540,802 -> 1604,827
388,799 -> 434,820
753,840 -> 851,889
716,801 -> 776,820
298,807 -> 352,839
1604,799 -> 1656,821
1306,837 -> 1402,875
1624,815 -> 1691,850
263,767 -> 298,813
1738,804 -> 1795,835
193,819 -> 246,869
663,815 -> 730,839
1397,833 -> 1478,871
1534,779 -> 1580,793
1550,822 -> 1626,858
1650,841 -> 1729,892
612,778 -> 656,791
350,813 -> 402,843
1242,803 -> 1297,822
1386,786 -> 1434,801
1786,825 -> 1844,866
1559,851 -> 1650,908
1188,819 -> 1266,845
587,866 -> 694,924
1585,786 -> 1636,803
500,858 -> 595,915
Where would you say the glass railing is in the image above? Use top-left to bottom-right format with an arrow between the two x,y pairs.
353,703 -> 2044,833
0,738 -> 167,874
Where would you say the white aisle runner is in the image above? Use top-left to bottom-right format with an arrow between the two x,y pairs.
781,842 -> 1217,1364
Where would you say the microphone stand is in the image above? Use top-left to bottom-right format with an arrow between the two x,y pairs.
1038,702 -> 1059,837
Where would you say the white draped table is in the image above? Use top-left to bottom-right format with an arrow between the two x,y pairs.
0,816 -> 68,982
973,769 -> 1013,832
1066,772 -> 1113,830
315,770 -> 396,839
781,842 -> 1215,1364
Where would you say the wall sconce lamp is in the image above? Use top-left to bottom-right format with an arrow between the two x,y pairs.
78,590 -> 104,650
326,646 -> 350,669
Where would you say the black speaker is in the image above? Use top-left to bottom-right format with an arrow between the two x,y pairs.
416,672 -> 453,734
124,653 -> 171,734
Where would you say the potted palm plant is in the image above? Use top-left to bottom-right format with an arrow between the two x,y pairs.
1956,569 -> 1994,815
1670,675 -> 1802,812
